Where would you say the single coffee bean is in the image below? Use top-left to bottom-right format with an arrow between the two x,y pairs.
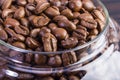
42,33 -> 57,52
82,0 -> 95,11
0,29 -> 8,41
49,0 -> 61,7
53,15 -> 68,22
61,8 -> 73,19
48,55 -> 62,67
30,28 -> 41,38
25,37 -> 40,49
89,28 -> 98,35
12,41 -> 26,49
58,19 -> 76,31
27,0 -> 35,3
45,6 -> 60,17
72,19 -> 79,25
73,12 -> 81,19
2,0 -> 12,9
14,7 -> 25,19
35,1 -> 50,14
39,27 -> 51,37
17,0 -> 27,6
35,54 -> 47,65
96,19 -> 105,32
2,9 -> 14,18
69,0 -> 82,12
26,3 -> 35,11
20,18 -> 29,27
68,75 -> 79,80
61,37 -> 78,49
25,52 -> 33,63
48,23 -> 58,31
4,18 -> 20,27
9,51 -> 24,61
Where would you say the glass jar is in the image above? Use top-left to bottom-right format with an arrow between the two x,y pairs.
0,0 -> 120,80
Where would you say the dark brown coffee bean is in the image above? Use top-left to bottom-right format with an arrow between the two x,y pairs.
32,14 -> 50,27
9,51 -> 24,61
62,52 -> 77,66
39,27 -> 51,37
82,0 -> 95,11
42,33 -> 57,52
4,18 -> 20,27
20,18 -> 29,27
27,0 -> 34,3
61,37 -> 78,49
58,19 -> 76,31
0,29 -> 8,41
69,0 -> 82,12
68,75 -> 79,80
45,6 -> 60,17
48,55 -> 62,67
2,0 -> 12,9
17,73 -> 34,80
2,9 -> 14,18
25,52 -> 33,63
14,7 -> 25,19
12,41 -> 26,49
35,1 -> 50,14
81,19 -> 97,29
17,0 -> 27,6
61,8 -> 73,19
35,54 -> 47,65
25,37 -> 40,49
30,28 -> 40,38
53,15 -> 68,22
92,9 -> 105,22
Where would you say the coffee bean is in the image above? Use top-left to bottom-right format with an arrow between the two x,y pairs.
61,37 -> 78,49
14,7 -> 25,19
17,0 -> 27,6
39,27 -> 51,37
48,55 -> 62,67
42,33 -> 57,52
1,0 -> 12,9
96,19 -> 105,32
61,8 -> 73,19
25,52 -> 33,63
35,54 -> 47,65
20,18 -> 29,27
0,29 -> 8,41
2,9 -> 14,18
12,41 -> 26,49
30,28 -> 40,38
53,15 -> 68,22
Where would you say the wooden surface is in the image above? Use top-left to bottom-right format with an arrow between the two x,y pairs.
101,0 -> 120,23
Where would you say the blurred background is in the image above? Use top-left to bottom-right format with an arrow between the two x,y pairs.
101,0 -> 120,23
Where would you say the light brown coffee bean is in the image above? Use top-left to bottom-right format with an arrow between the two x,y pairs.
25,37 -> 40,49
14,7 -> 25,19
2,0 -> 12,9
17,0 -> 27,6
45,6 -> 60,17
96,19 -> 105,32
53,15 -> 68,22
69,0 -> 82,12
61,37 -> 78,49
0,29 -> 8,41
49,0 -> 61,7
48,55 -> 62,67
73,12 -> 81,19
20,18 -> 29,27
12,41 -> 26,49
35,54 -> 47,65
2,9 -> 14,18
26,3 -> 35,11
61,8 -> 73,19
42,33 -> 57,52
82,0 -> 95,11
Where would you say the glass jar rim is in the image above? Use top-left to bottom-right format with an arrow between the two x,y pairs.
0,0 -> 109,54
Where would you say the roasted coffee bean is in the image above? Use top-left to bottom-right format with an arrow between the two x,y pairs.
1,0 -> 12,9
87,35 -> 96,41
12,41 -> 26,49
53,15 -> 68,22
77,51 -> 88,60
39,27 -> 51,37
48,23 -> 58,31
30,28 -> 40,38
82,0 -> 95,11
2,9 -> 14,18
96,19 -> 105,32
62,52 -> 77,66
25,37 -> 40,49
17,0 -> 27,6
20,18 -> 29,27
45,6 -> 60,17
27,0 -> 34,3
25,52 -> 33,63
73,12 -> 81,19
14,7 -> 25,19
69,0 -> 82,12
26,3 -> 35,11
9,51 -> 24,61
35,54 -> 47,65
92,9 -> 105,22
61,37 -> 78,49
42,33 -> 57,52
89,28 -> 98,35
61,8 -> 73,19
48,55 -> 62,67
4,18 -> 20,27
49,0 -> 61,7
0,29 -> 8,41
17,73 -> 34,80
68,75 -> 79,80
35,1 -> 50,14
32,14 -> 50,27
72,19 -> 79,25
58,19 -> 76,31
